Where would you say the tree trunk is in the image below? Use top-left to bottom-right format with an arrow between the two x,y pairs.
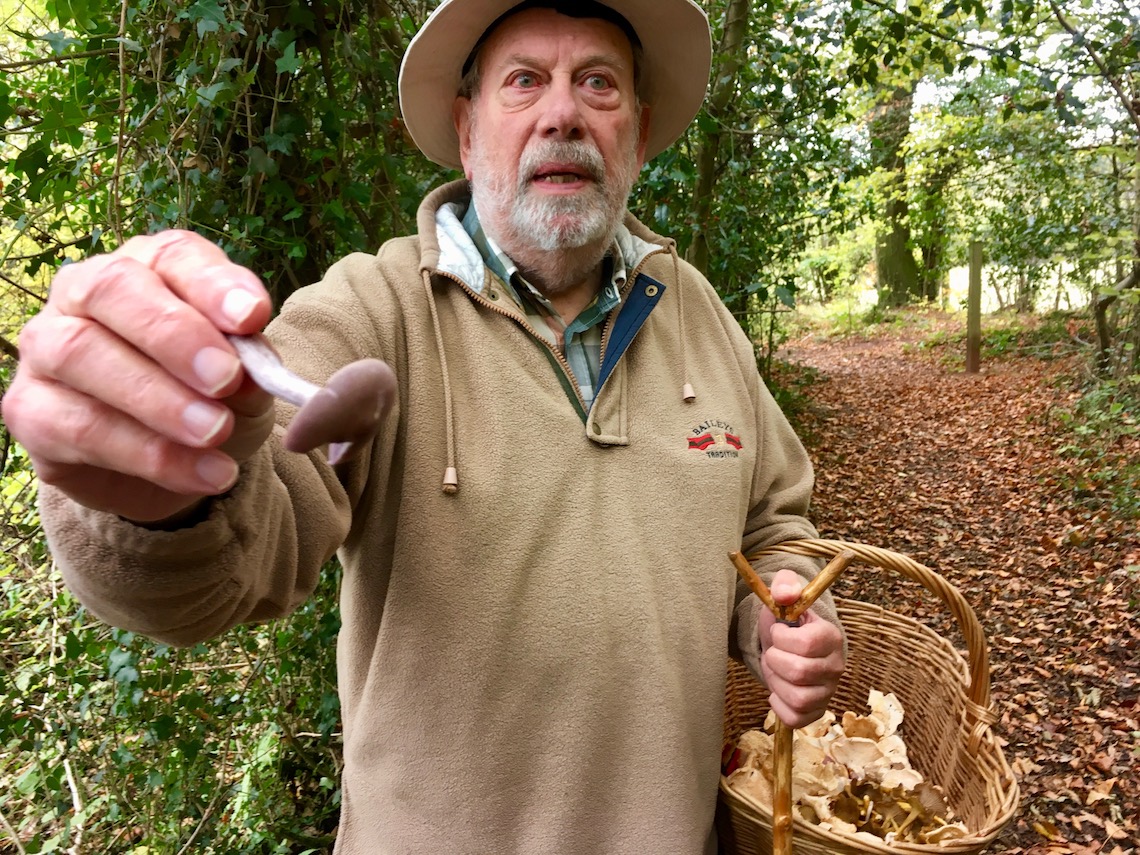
869,84 -> 920,308
920,240 -> 944,303
685,0 -> 751,283
915,159 -> 958,304
1097,137 -> 1140,376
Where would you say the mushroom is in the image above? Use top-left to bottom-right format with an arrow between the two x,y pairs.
738,728 -> 775,763
800,711 -> 837,740
728,689 -> 963,845
841,710 -> 883,740
921,821 -> 971,843
880,767 -> 925,791
228,333 -> 396,465
829,736 -> 888,779
867,690 -> 904,736
912,781 -> 952,817
727,766 -> 774,808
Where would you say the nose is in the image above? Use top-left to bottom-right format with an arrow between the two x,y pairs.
539,76 -> 585,141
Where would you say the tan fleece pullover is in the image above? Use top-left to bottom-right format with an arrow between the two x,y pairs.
41,182 -> 837,854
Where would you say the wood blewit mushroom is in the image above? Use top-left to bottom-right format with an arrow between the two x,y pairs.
227,334 -> 396,465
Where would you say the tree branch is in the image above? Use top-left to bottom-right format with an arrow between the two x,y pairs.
0,270 -> 46,304
858,0 -> 1101,80
0,47 -> 118,71
0,334 -> 19,361
0,803 -> 28,855
1096,267 -> 1140,312
111,0 -> 131,244
1049,1 -> 1140,137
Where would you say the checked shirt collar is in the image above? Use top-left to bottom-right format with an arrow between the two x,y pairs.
461,201 -> 625,411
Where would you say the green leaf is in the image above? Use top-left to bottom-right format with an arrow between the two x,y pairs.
183,0 -> 227,38
265,130 -> 297,155
108,648 -> 139,684
150,715 -> 177,742
276,41 -> 302,75
195,81 -> 231,107
15,766 -> 40,796
112,36 -> 143,53
696,113 -> 718,135
40,31 -> 82,54
246,146 -> 278,176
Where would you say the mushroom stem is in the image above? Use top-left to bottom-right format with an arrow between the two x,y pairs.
227,334 -> 321,406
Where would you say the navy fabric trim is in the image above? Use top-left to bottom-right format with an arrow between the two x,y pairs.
596,273 -> 666,392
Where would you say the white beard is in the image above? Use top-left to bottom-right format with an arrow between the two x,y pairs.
468,134 -> 639,260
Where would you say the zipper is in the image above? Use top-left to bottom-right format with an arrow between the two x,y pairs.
434,242 -> 671,415
434,270 -> 588,409
597,246 -> 670,381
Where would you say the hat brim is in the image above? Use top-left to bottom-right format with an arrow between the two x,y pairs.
398,0 -> 712,170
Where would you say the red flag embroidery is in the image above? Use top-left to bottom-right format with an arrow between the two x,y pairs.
688,433 -> 715,450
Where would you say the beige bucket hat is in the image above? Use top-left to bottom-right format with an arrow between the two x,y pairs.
398,0 -> 712,170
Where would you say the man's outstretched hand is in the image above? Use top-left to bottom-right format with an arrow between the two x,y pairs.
757,568 -> 846,728
1,230 -> 276,523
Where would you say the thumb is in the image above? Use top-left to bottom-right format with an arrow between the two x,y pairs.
769,568 -> 805,607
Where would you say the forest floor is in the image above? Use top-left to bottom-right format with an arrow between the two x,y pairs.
779,313 -> 1139,855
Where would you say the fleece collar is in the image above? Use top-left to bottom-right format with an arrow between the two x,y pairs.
433,196 -> 661,295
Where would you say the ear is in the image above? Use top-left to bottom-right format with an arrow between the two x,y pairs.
453,96 -> 475,179
635,104 -> 651,168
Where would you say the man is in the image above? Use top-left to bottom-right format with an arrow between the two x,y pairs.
2,1 -> 845,852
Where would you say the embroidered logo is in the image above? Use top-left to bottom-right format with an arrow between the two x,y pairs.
687,419 -> 743,458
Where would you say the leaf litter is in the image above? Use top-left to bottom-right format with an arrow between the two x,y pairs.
779,321 -> 1139,855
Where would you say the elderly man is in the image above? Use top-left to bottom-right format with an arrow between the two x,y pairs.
2,1 -> 844,852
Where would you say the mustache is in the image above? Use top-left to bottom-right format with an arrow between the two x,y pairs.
518,141 -> 606,186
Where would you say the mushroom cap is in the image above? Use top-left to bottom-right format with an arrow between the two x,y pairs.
867,690 -> 904,737
880,767 -> 925,791
829,736 -> 888,777
842,710 -> 884,740
922,822 -> 971,843
727,767 -> 774,808
284,359 -> 397,462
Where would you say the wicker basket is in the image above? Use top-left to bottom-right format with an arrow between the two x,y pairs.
718,539 -> 1020,855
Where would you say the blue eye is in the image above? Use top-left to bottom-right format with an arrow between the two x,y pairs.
586,75 -> 610,91
513,73 -> 538,88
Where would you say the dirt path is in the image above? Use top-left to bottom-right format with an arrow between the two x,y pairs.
783,331 -> 1139,854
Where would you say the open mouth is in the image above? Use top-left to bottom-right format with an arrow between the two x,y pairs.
531,163 -> 593,185
536,173 -> 583,184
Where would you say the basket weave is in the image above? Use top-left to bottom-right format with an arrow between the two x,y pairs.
719,539 -> 1019,855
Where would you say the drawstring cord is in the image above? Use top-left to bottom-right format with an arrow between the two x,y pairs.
675,250 -> 696,403
423,270 -> 459,494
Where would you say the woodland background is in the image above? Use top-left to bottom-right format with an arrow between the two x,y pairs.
0,0 -> 1137,852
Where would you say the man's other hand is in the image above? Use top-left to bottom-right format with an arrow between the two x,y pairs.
757,568 -> 846,728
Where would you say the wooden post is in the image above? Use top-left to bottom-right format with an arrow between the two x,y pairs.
966,240 -> 982,374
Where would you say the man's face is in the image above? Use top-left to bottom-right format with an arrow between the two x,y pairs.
454,7 -> 651,256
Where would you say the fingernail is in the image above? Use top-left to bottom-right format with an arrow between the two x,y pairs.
193,346 -> 240,394
222,289 -> 260,326
196,453 -> 238,492
182,401 -> 229,444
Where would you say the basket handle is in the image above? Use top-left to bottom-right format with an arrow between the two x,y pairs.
747,538 -> 999,744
